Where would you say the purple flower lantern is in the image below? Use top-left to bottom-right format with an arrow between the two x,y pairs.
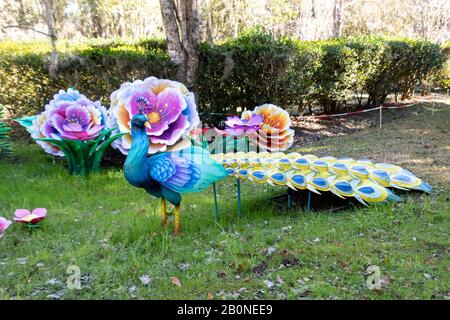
108,77 -> 200,155
16,88 -> 123,175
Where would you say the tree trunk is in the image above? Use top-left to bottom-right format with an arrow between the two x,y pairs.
205,0 -> 214,44
231,0 -> 238,38
88,0 -> 103,38
159,0 -> 200,90
332,0 -> 343,38
41,0 -> 58,78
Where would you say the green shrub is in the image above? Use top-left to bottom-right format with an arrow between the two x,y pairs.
0,40 -> 175,118
307,41 -> 359,113
426,42 -> 450,91
0,33 -> 447,121
0,104 -> 13,159
198,29 -> 295,114
364,39 -> 446,105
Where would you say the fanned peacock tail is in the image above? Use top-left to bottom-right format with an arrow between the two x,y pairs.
211,151 -> 432,206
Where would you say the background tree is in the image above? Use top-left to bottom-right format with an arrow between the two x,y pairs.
1,0 -> 449,43
0,0 -> 65,78
159,0 -> 200,89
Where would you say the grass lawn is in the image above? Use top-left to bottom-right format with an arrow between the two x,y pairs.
0,102 -> 449,300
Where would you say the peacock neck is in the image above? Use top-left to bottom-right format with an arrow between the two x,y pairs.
124,126 -> 149,178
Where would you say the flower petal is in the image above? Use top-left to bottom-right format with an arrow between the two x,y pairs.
156,88 -> 186,125
32,208 -> 47,218
247,114 -> 264,126
225,128 -> 245,136
0,217 -> 12,233
150,114 -> 189,146
14,209 -> 31,220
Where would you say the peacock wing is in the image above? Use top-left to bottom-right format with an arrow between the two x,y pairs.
148,147 -> 227,194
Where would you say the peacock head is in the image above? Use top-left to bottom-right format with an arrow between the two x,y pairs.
130,114 -> 150,129
131,96 -> 152,129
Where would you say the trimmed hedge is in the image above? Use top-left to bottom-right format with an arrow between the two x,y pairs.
0,104 -> 13,159
0,31 -> 447,119
0,39 -> 176,117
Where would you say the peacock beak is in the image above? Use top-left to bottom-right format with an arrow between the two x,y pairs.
144,121 -> 152,129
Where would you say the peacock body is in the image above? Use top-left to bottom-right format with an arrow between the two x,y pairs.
124,114 -> 227,235
212,151 -> 432,205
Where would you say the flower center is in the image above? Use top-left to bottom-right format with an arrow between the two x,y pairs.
68,115 -> 83,125
147,111 -> 161,124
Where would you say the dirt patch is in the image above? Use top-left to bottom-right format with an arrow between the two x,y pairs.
279,249 -> 302,267
252,261 -> 268,276
291,94 -> 449,147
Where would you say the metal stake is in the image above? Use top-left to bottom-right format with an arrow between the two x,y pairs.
213,182 -> 219,223
236,178 -> 241,218
379,105 -> 383,129
307,190 -> 311,213
287,190 -> 292,209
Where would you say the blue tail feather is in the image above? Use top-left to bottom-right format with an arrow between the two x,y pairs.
418,182 -> 432,194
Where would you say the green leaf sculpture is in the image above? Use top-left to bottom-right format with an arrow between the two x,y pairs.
14,88 -> 124,176
36,129 -> 124,176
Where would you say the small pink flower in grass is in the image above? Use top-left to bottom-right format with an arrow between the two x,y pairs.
0,217 -> 12,238
14,208 -> 47,225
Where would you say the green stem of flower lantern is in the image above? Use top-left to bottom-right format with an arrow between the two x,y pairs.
36,129 -> 124,176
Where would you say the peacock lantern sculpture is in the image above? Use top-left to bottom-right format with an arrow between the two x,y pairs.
109,77 -> 227,235
110,77 -> 431,235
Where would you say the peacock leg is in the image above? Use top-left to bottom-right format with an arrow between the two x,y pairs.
173,205 -> 181,236
161,197 -> 167,228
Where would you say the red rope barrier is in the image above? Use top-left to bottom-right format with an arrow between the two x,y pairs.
296,103 -> 415,120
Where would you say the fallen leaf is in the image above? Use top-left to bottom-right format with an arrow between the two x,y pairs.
46,291 -> 64,300
376,275 -> 391,290
217,270 -> 227,278
170,276 -> 182,287
266,247 -> 276,256
139,275 -> 152,285
178,263 -> 191,271
264,279 -> 275,289
276,275 -> 284,284
207,292 -> 214,300
128,285 -> 137,294
46,278 -> 63,286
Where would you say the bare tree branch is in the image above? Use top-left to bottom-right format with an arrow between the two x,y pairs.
1,24 -> 51,37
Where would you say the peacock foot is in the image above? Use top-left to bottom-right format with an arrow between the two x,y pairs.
161,198 -> 167,228
173,205 -> 181,236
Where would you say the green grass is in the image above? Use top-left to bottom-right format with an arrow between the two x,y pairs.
0,102 -> 449,300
